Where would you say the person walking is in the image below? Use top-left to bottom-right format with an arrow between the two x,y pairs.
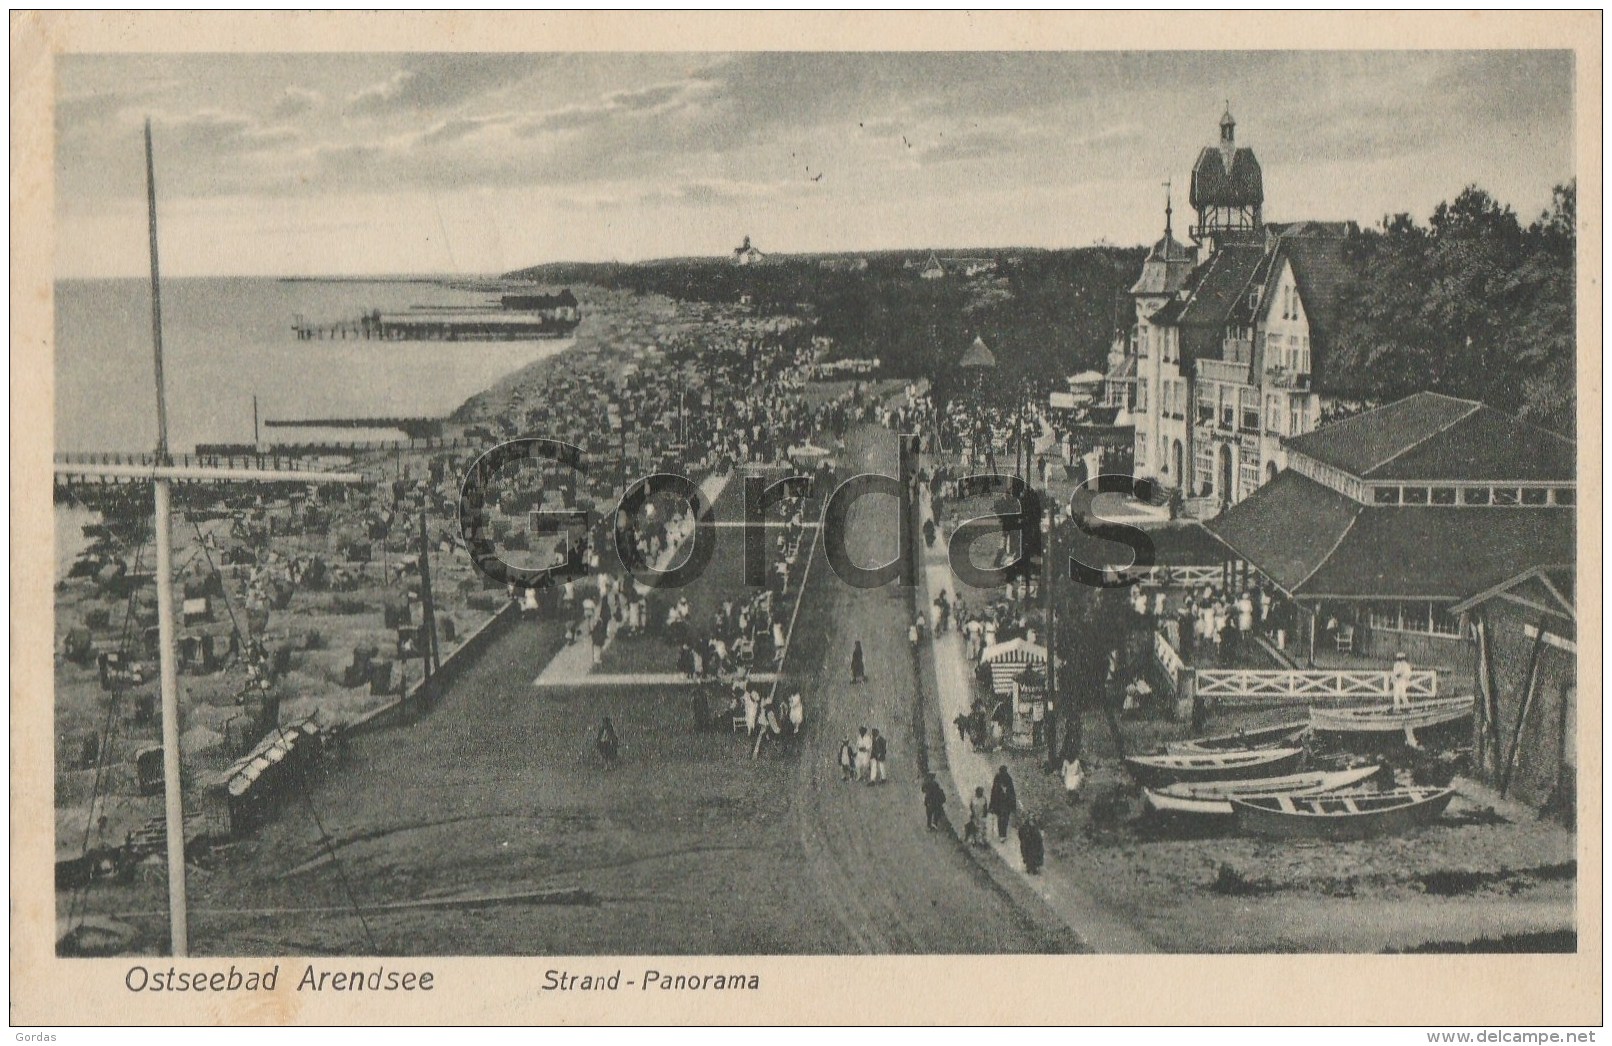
989,765 -> 1017,841
850,641 -> 867,684
595,716 -> 620,768
855,726 -> 873,781
921,773 -> 946,830
868,729 -> 889,785
837,738 -> 855,781
1017,814 -> 1045,874
967,786 -> 991,848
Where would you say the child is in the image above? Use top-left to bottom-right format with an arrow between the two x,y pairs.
837,739 -> 855,781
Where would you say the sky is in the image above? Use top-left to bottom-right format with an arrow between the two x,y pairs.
55,50 -> 1575,278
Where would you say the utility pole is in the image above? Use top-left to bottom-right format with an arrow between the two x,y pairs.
1042,508 -> 1060,772
144,119 -> 188,957
51,120 -> 364,957
418,506 -> 441,689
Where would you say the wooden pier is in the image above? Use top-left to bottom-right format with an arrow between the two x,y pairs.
264,416 -> 445,439
292,309 -> 579,342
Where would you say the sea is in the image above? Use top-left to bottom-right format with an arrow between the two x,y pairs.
54,276 -> 575,574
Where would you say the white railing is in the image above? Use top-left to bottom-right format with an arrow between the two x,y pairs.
1194,669 -> 1440,706
1127,564 -> 1224,587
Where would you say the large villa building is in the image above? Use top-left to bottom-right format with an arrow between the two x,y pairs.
1112,108 -> 1353,512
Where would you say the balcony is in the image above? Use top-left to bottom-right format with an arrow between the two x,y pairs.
1197,358 -> 1251,385
1268,367 -> 1312,391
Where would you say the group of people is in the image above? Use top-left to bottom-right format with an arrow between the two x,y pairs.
1159,582 -> 1273,667
958,765 -> 1043,874
722,683 -> 805,740
836,726 -> 891,785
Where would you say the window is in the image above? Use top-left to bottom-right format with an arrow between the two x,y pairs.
1195,446 -> 1216,494
1198,398 -> 1215,425
1368,601 -> 1462,637
1521,487 -> 1549,506
1240,389 -> 1259,432
1219,385 -> 1234,428
1137,325 -> 1148,358
1373,486 -> 1401,505
1239,461 -> 1260,496
1136,377 -> 1148,412
1492,487 -> 1521,506
1300,336 -> 1311,374
1401,486 -> 1429,505
1462,487 -> 1491,506
1553,487 -> 1576,506
1430,487 -> 1457,505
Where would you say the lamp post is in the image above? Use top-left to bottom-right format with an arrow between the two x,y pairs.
1041,502 -> 1061,771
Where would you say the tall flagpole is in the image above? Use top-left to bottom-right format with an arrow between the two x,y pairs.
145,118 -> 188,956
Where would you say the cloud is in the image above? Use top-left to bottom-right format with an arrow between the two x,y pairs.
154,109 -> 298,154
345,54 -> 553,116
415,113 -> 510,148
513,80 -> 704,138
271,86 -> 321,119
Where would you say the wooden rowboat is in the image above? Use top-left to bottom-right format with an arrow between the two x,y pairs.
1144,765 -> 1384,816
1164,721 -> 1309,754
1123,747 -> 1304,788
1309,696 -> 1473,734
1232,787 -> 1456,840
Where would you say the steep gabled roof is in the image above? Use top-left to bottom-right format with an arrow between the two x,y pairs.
1283,391 -> 1576,481
1278,229 -> 1351,358
1175,244 -> 1265,330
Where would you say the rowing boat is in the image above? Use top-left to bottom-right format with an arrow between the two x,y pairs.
1123,747 -> 1304,788
1164,721 -> 1308,754
1144,765 -> 1384,816
1231,787 -> 1456,840
1309,696 -> 1473,734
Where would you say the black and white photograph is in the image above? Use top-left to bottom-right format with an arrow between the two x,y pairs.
15,11 -> 1597,1028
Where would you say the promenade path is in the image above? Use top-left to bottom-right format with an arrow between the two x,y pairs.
173,424 -> 1074,957
915,486 -> 1157,953
533,470 -> 734,687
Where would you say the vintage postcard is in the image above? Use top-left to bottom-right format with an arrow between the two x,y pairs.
10,10 -> 1601,1027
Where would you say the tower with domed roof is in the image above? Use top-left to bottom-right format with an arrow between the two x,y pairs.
1189,105 -> 1264,247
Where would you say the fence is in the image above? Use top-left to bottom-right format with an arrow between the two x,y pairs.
1194,668 -> 1439,707
1149,628 -> 1441,714
1125,564 -> 1226,588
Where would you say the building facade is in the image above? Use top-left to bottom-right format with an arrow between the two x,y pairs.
1122,109 -> 1349,512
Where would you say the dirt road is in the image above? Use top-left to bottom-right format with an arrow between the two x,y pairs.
160,424 -> 1072,956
